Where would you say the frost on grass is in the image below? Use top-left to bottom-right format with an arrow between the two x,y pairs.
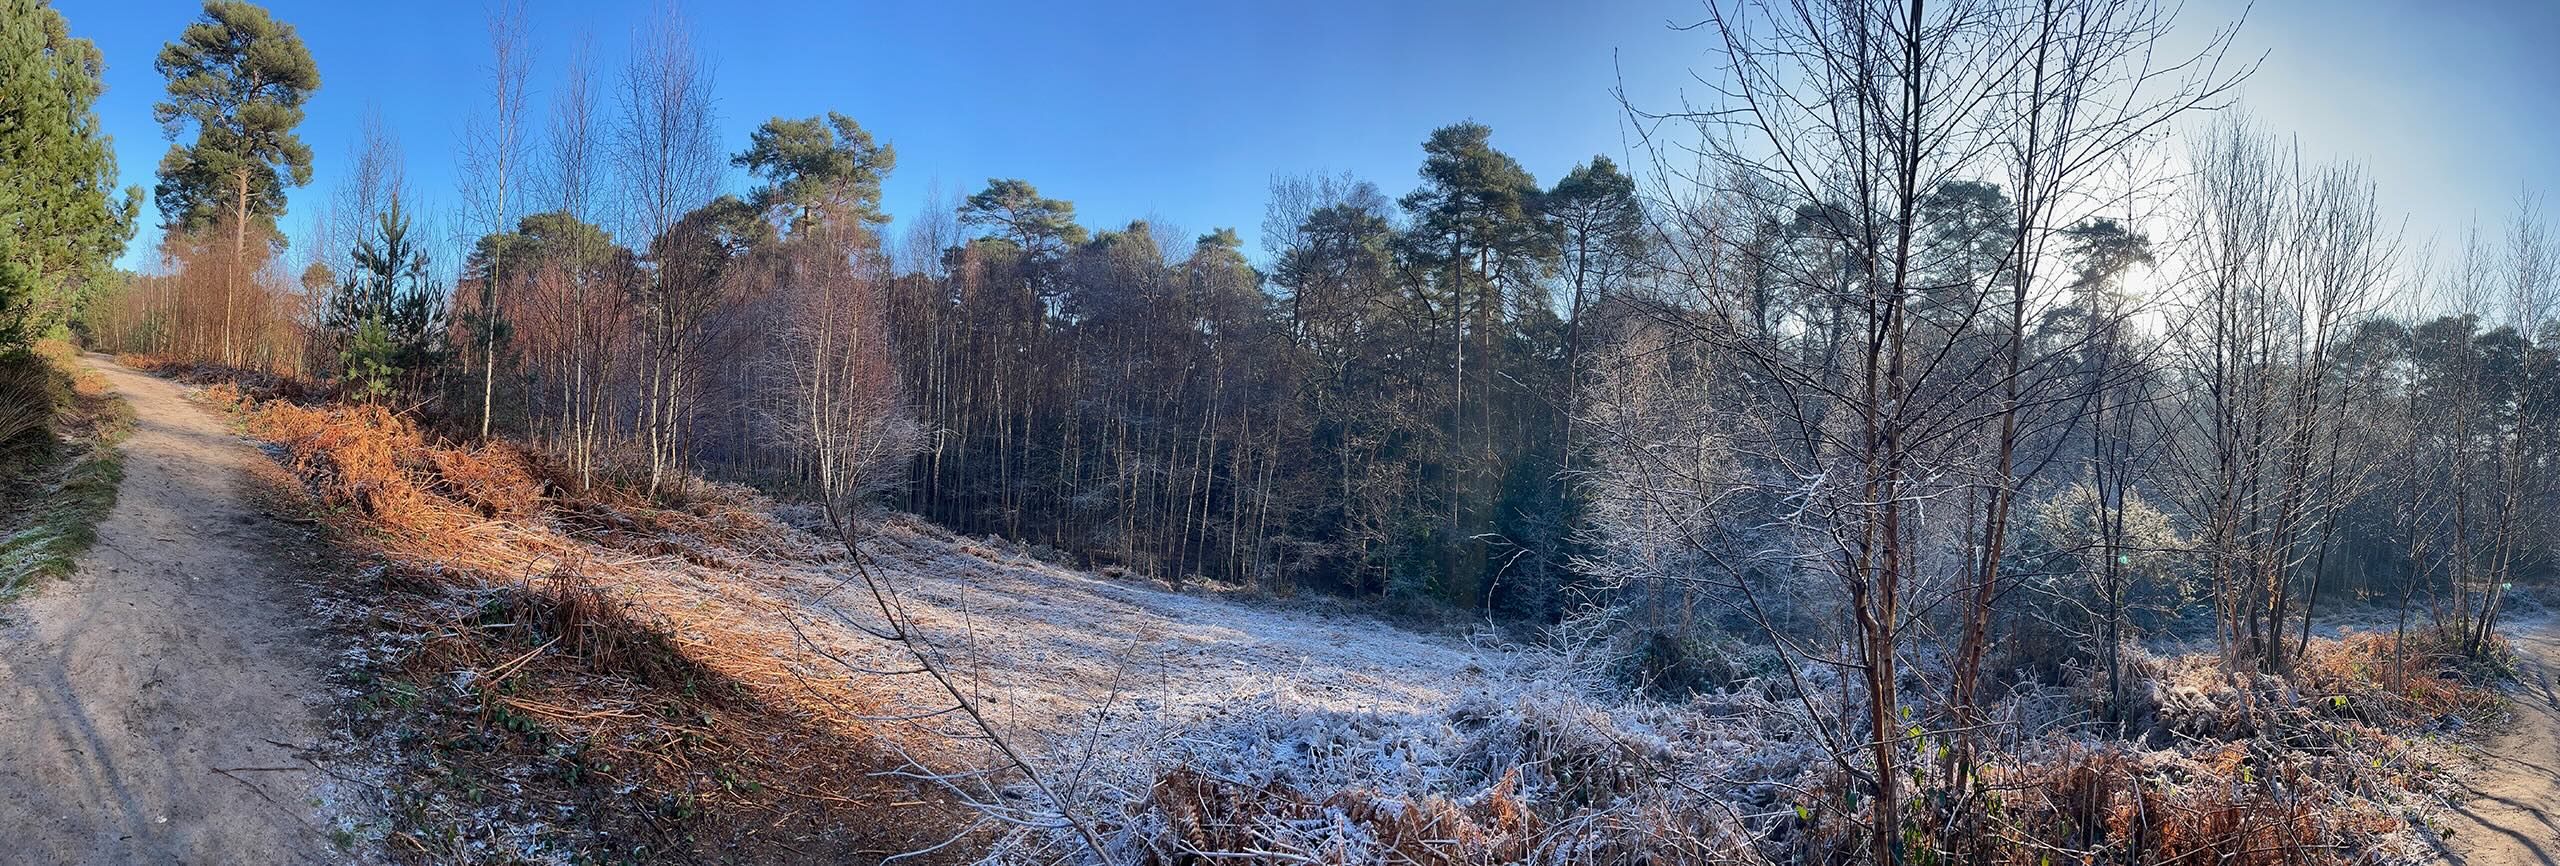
799,520 -> 1804,862
822,524 -> 2489,865
224,393 -> 2497,865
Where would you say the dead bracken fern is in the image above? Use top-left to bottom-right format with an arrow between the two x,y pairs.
1146,766 -> 1541,864
227,391 -> 981,862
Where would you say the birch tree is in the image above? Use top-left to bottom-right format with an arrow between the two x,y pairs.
1623,1 -> 2240,857
459,1 -> 534,438
612,5 -> 723,496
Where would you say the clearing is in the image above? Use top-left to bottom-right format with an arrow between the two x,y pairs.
214,368 -> 1545,861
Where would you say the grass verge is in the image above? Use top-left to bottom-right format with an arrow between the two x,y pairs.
0,342 -> 132,598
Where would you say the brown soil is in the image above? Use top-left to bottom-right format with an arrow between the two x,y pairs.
2442,627 -> 2560,865
0,355 -> 366,863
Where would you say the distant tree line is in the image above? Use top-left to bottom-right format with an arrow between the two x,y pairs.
879,132 -> 1644,614
71,0 -> 1649,616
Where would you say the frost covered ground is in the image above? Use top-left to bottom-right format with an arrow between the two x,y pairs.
723,514 -> 1862,863
541,508 -> 2483,863
822,516 -> 1545,742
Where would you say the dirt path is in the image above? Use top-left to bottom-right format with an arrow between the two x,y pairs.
0,356 -> 352,864
2443,626 -> 2560,865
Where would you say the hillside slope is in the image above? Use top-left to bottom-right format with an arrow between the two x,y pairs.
209,378 -> 1573,862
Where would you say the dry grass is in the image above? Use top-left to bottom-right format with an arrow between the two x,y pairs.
1979,741 -> 2413,865
0,342 -> 130,595
0,358 -> 48,452
223,393 -> 978,862
1919,632 -> 2493,866
1140,763 -> 1764,865
1096,628 -> 2495,866
547,473 -> 811,568
119,353 -> 325,404
1146,767 -> 1541,864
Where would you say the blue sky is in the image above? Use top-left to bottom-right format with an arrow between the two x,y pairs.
53,0 -> 2560,274
2200,1 -> 2560,256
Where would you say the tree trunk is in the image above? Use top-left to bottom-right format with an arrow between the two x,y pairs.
229,167 -> 249,366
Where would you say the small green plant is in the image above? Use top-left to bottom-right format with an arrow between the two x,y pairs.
338,317 -> 399,403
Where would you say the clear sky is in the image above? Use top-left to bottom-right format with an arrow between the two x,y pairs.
52,0 -> 2560,274
2196,0 -> 2560,258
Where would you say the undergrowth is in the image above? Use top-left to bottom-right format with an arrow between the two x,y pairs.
0,341 -> 131,598
181,369 -> 976,864
1073,622 -> 2503,866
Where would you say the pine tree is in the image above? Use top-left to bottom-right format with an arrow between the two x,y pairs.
0,0 -> 136,348
735,112 -> 897,230
151,0 -> 319,362
1395,122 -> 1558,607
325,197 -> 444,401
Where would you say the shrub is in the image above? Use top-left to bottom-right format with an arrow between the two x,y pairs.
0,353 -> 54,461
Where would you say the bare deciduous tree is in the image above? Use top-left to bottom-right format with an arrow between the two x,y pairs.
459,0 -> 535,439
2164,117 -> 2394,673
613,3 -> 724,496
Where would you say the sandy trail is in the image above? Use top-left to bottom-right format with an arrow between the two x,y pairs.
2444,626 -> 2560,865
0,356 -> 347,864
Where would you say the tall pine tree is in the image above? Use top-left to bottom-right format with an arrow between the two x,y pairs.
151,0 -> 318,362
0,0 -> 135,348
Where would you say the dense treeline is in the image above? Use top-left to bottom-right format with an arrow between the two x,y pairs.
62,0 -> 2560,648
74,0 -> 1630,616
885,137 -> 1629,612
1568,2 -> 2555,858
